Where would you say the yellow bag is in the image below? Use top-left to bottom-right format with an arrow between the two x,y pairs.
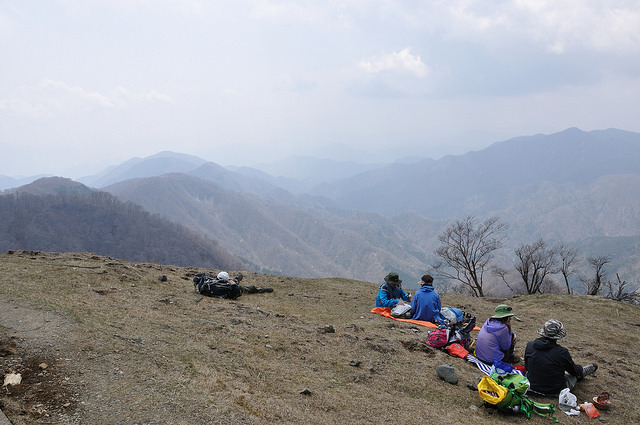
478,376 -> 512,409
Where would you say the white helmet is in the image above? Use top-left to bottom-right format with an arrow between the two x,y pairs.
217,271 -> 230,282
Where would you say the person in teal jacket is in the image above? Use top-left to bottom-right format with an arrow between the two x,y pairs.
410,274 -> 441,321
375,272 -> 411,308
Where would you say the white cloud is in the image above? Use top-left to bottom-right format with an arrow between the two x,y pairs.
443,0 -> 640,53
57,0 -> 207,17
0,80 -> 173,119
0,8 -> 19,39
41,80 -> 117,108
145,90 -> 173,102
247,0 -> 356,28
249,0 -> 315,22
358,48 -> 429,78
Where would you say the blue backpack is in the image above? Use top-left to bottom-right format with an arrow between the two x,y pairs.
434,307 -> 465,326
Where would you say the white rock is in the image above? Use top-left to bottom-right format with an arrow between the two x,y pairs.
3,373 -> 22,386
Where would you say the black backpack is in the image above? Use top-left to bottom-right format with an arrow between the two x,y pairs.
193,273 -> 243,300
449,314 -> 476,349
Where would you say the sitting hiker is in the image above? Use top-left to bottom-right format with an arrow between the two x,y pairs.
375,272 -> 411,308
475,304 -> 519,364
410,274 -> 441,322
525,319 -> 598,396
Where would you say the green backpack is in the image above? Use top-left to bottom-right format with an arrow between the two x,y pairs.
478,375 -> 558,422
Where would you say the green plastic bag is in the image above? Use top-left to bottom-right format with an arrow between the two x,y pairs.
490,372 -> 530,395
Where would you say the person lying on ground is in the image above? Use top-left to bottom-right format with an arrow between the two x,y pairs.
375,272 -> 411,308
524,319 -> 598,396
217,272 -> 273,294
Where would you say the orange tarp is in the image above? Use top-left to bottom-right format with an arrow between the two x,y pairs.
370,307 -> 481,331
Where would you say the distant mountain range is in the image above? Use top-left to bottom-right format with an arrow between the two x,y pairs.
78,151 -> 209,188
1,128 -> 639,292
310,127 -> 640,218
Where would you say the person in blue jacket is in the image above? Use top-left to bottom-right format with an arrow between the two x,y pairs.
375,272 -> 411,308
410,274 -> 441,322
475,304 -> 519,364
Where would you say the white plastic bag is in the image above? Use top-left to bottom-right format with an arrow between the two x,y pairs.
559,388 -> 577,407
391,303 -> 412,318
440,307 -> 458,325
558,388 -> 580,415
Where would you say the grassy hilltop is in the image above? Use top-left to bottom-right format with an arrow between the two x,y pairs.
1,250 -> 639,424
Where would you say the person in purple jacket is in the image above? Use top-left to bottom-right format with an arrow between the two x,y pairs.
474,304 -> 519,364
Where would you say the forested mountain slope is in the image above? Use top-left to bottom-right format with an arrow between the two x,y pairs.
105,173 -> 442,282
0,178 -> 244,270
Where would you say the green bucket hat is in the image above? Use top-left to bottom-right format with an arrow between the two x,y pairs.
491,304 -> 515,319
384,272 -> 402,285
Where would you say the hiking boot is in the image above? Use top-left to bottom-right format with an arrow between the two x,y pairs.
582,363 -> 598,376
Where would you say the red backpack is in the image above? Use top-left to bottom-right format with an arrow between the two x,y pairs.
426,327 -> 450,348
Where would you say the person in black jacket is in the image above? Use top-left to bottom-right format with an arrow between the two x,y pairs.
524,319 -> 598,396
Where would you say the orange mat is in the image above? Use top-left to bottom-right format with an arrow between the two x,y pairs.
370,307 -> 481,331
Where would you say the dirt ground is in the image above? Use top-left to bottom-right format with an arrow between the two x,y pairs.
1,250 -> 640,425
0,299 -> 82,423
0,251 -> 263,424
0,298 -> 262,425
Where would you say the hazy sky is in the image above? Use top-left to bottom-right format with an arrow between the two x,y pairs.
2,1 -> 640,177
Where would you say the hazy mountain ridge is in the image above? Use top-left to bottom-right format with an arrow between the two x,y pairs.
10,176 -> 95,196
237,156 -> 390,194
498,174 -> 640,241
104,173 -> 432,282
0,178 -> 244,271
78,151 -> 208,188
0,174 -> 54,192
310,128 -> 640,219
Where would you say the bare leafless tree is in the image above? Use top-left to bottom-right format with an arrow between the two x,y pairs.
558,244 -> 581,294
492,266 -> 516,293
433,216 -> 508,297
514,238 -> 559,294
603,273 -> 640,305
582,256 -> 611,295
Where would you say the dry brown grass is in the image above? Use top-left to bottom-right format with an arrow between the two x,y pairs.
1,250 -> 639,424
